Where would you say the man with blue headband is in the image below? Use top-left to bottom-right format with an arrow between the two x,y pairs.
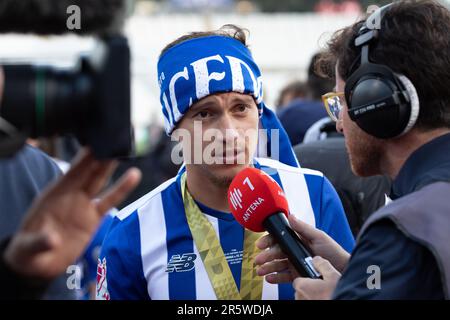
97,25 -> 354,300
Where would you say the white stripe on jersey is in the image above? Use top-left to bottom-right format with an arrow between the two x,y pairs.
262,277 -> 279,300
118,177 -> 177,221
194,215 -> 220,299
138,192 -> 170,300
257,157 -> 318,226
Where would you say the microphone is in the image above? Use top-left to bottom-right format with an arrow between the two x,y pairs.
0,0 -> 127,36
228,167 -> 321,279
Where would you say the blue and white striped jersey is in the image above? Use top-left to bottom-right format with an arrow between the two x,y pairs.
97,158 -> 354,300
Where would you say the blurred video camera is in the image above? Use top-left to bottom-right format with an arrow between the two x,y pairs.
0,0 -> 133,159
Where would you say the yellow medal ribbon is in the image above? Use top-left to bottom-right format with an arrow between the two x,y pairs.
181,172 -> 264,300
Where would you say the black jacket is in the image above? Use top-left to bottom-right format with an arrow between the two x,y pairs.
334,133 -> 450,299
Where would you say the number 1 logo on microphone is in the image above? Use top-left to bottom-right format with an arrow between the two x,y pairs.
229,176 -> 256,210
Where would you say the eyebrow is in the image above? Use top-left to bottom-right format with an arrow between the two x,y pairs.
228,95 -> 255,105
192,95 -> 255,110
190,100 -> 215,111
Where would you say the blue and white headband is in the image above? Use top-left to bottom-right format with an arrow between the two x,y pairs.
157,35 -> 299,167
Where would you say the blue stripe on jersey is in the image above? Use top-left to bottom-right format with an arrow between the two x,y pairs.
218,219 -> 244,290
258,163 -> 295,300
161,176 -> 196,299
100,213 -> 150,300
196,200 -> 245,291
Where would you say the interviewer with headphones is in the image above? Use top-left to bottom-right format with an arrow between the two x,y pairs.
255,0 -> 450,299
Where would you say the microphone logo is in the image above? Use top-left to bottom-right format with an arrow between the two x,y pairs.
229,188 -> 243,210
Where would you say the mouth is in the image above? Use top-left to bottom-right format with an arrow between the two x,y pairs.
214,149 -> 246,164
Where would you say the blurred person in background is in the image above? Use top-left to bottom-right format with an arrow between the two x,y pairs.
0,142 -> 74,299
275,80 -> 308,111
277,53 -> 332,145
0,68 -> 73,299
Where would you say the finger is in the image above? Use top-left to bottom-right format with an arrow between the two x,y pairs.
60,149 -> 102,190
12,231 -> 58,257
265,272 -> 293,284
256,234 -> 275,250
257,259 -> 290,276
64,148 -> 93,179
312,256 -> 338,278
288,215 -> 323,242
254,245 -> 287,266
84,160 -> 118,197
95,168 -> 141,215
293,277 -> 313,300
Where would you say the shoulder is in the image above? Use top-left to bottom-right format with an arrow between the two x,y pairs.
256,157 -> 323,178
334,218 -> 444,299
116,176 -> 178,221
357,218 -> 438,270
8,145 -> 61,178
0,145 -> 61,195
256,157 -> 326,194
362,182 -> 450,235
103,176 -> 179,251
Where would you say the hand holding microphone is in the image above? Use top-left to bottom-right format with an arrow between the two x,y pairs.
227,167 -> 322,279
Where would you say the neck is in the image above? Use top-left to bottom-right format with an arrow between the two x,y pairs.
185,167 -> 232,213
380,128 -> 450,179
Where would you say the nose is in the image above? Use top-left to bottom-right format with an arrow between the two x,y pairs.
217,114 -> 239,143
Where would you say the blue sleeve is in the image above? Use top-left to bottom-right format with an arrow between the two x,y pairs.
333,219 -> 444,299
318,176 -> 355,253
97,213 -> 150,300
82,213 -> 115,286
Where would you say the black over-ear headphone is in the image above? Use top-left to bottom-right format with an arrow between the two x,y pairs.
344,3 -> 420,139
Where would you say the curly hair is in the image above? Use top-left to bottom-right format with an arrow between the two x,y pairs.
160,24 -> 249,57
316,0 -> 450,130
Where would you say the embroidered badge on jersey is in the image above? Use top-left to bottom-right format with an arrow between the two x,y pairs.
96,258 -> 110,300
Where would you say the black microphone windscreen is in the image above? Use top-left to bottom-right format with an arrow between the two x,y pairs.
0,0 -> 127,36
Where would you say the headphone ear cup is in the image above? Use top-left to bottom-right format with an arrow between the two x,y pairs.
346,64 -> 413,139
396,74 -> 420,135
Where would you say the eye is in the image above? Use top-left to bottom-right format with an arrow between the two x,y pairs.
234,104 -> 250,113
194,110 -> 211,119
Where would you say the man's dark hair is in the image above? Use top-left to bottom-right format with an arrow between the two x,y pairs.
276,80 -> 308,107
160,24 -> 249,57
307,53 -> 334,100
316,0 -> 450,130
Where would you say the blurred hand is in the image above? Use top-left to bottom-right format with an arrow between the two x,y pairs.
255,214 -> 350,284
3,149 -> 141,280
